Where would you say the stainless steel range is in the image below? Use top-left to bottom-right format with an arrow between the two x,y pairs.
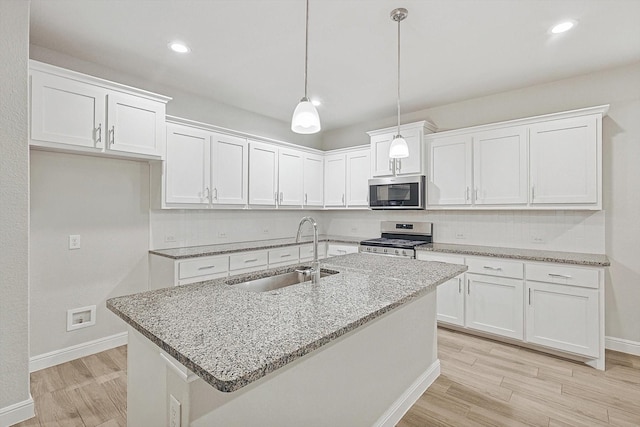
359,221 -> 433,258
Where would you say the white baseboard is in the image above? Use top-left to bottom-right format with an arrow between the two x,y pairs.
30,331 -> 128,372
606,336 -> 640,356
0,396 -> 34,427
374,359 -> 441,427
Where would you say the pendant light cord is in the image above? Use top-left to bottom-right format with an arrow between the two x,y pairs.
396,16 -> 401,137
304,0 -> 309,99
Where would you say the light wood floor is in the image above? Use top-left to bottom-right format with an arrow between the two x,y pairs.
14,329 -> 640,426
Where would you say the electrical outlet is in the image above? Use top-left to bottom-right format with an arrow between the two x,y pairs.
531,236 -> 545,244
169,395 -> 181,427
69,234 -> 81,250
455,232 -> 466,240
350,227 -> 358,233
262,228 -> 269,235
164,234 -> 177,243
218,231 -> 227,239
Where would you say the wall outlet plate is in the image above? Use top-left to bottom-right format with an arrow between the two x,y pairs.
67,305 -> 96,331
69,234 -> 81,249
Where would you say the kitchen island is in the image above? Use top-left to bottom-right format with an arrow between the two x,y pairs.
107,253 -> 466,427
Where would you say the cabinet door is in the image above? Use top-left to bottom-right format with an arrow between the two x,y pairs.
106,92 -> 164,157
211,133 -> 248,205
529,115 -> 598,205
248,141 -> 278,206
30,71 -> 106,150
278,148 -> 304,206
324,154 -> 346,207
395,126 -> 423,175
427,135 -> 473,206
465,273 -> 524,340
326,243 -> 358,257
346,150 -> 370,207
437,276 -> 465,326
371,133 -> 395,177
473,127 -> 528,205
303,153 -> 324,206
526,281 -> 599,357
165,124 -> 210,205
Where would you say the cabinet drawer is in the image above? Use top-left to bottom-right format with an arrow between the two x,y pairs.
179,255 -> 229,280
229,250 -> 268,271
417,252 -> 465,265
299,243 -> 327,261
327,244 -> 358,257
525,263 -> 600,289
268,246 -> 299,266
466,256 -> 523,279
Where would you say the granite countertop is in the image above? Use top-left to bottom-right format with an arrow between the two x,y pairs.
150,235 -> 365,259
107,253 -> 466,392
416,243 -> 610,267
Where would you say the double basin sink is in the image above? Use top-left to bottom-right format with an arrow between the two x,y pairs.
226,266 -> 339,293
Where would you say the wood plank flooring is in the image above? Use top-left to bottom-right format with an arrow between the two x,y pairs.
14,329 -> 640,426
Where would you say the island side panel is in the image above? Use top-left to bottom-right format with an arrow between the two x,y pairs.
178,289 -> 438,427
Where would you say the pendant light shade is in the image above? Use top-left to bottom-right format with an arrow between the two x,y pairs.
292,97 -> 321,134
292,0 -> 321,134
389,7 -> 409,159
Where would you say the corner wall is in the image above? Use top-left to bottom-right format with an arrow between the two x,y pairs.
0,0 -> 33,424
322,62 -> 640,346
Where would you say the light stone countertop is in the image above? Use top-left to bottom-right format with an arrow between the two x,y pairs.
149,235 -> 365,259
416,243 -> 610,267
107,253 -> 466,392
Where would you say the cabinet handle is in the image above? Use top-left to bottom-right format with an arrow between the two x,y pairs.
548,273 -> 572,279
95,123 -> 102,144
244,258 -> 258,263
198,265 -> 216,270
467,279 -> 471,295
280,253 -> 291,258
204,187 -> 211,202
528,288 -> 532,305
304,193 -> 308,204
531,186 -> 535,201
396,159 -> 402,172
109,126 -> 115,145
389,159 -> 393,172
483,266 -> 503,271
213,188 -> 218,201
458,277 -> 462,293
466,187 -> 470,201
280,192 -> 283,203
337,249 -> 347,253
342,194 -> 345,206
274,192 -> 278,203
475,188 -> 479,201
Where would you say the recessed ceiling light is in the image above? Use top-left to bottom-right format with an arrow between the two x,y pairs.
169,42 -> 190,53
550,20 -> 577,34
311,99 -> 321,107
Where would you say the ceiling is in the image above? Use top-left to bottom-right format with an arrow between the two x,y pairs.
30,0 -> 640,132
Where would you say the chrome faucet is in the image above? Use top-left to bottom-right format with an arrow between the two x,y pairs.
295,216 -> 321,284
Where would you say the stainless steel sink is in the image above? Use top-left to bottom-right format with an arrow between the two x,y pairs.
226,267 -> 339,293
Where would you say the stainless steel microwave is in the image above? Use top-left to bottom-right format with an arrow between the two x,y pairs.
368,175 -> 426,210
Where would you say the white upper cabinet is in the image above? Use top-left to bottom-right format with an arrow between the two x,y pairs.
165,124 -> 210,205
211,133 -> 248,205
426,105 -> 607,210
249,140 -> 279,206
303,153 -> 324,207
324,153 -> 347,207
29,61 -> 170,159
529,115 -> 599,207
427,135 -> 473,206
278,148 -> 304,207
473,126 -> 528,205
346,149 -> 371,207
368,121 -> 436,177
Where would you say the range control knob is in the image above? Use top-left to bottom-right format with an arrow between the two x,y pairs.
383,248 -> 388,253
394,249 -> 399,254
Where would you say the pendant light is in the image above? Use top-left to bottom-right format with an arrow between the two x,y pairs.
388,8 -> 409,159
291,0 -> 321,134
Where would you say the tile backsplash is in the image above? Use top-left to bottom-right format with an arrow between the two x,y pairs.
151,208 -> 605,254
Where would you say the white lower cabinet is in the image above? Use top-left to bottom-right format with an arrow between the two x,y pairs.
465,273 -> 524,340
326,243 -> 359,257
417,251 -> 604,369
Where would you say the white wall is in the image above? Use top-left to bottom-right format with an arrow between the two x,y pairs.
322,62 -> 640,344
0,0 -> 32,423
29,45 -> 323,150
29,151 -> 151,358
